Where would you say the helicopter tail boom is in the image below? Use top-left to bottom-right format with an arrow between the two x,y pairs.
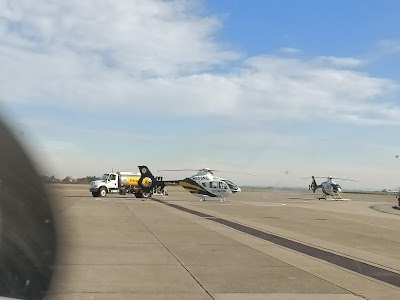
138,166 -> 180,192
310,176 -> 320,193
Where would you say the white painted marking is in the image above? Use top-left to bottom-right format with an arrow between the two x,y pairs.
237,202 -> 287,207
319,210 -> 400,231
93,198 -> 149,203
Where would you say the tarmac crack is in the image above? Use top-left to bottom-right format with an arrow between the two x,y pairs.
123,202 -> 215,300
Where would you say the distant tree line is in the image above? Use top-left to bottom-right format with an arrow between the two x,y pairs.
41,175 -> 99,184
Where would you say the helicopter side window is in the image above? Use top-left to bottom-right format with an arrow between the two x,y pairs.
210,181 -> 218,188
219,182 -> 228,189
218,182 -> 227,189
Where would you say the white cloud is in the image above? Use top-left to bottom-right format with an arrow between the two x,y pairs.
230,55 -> 397,124
377,39 -> 400,55
1,0 -> 400,189
1,0 -> 399,126
312,56 -> 364,68
0,0 -> 239,77
1,47 -> 398,125
279,47 -> 301,55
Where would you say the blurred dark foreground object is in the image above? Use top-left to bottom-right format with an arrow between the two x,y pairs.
0,118 -> 57,299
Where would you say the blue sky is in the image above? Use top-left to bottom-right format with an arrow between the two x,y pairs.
1,0 -> 400,190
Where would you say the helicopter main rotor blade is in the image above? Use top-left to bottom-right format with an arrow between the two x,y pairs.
331,177 -> 359,182
214,170 -> 255,176
301,176 -> 358,182
157,169 -> 200,172
158,169 -> 254,175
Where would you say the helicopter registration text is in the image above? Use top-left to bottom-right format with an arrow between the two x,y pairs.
192,176 -> 210,181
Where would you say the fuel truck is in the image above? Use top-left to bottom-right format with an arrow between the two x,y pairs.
89,171 -> 150,198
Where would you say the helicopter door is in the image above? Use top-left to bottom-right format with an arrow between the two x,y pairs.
210,181 -> 218,189
218,181 -> 226,188
218,181 -> 228,193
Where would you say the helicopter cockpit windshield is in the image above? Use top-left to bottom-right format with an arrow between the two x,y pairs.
223,180 -> 240,192
331,183 -> 341,192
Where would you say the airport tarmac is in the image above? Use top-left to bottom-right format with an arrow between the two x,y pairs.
45,185 -> 400,300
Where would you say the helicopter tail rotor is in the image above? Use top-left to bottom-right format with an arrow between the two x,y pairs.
310,176 -> 318,193
302,176 -> 319,193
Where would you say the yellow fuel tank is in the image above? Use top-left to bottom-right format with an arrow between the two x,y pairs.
119,172 -> 141,187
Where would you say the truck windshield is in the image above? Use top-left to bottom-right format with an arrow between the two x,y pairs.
101,174 -> 110,180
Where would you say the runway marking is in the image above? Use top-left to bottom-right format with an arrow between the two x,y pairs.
236,202 -> 287,207
151,198 -> 400,288
318,210 -> 400,232
167,200 -> 287,207
370,204 -> 400,217
93,198 -> 153,203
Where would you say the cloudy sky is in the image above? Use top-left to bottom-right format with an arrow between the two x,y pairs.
1,0 -> 400,190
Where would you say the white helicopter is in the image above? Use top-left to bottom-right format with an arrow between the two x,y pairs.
137,165 -> 244,202
304,175 -> 358,200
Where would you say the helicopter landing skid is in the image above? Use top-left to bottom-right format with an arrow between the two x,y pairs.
319,195 -> 350,201
198,196 -> 230,202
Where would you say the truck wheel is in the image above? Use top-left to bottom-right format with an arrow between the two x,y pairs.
99,187 -> 107,197
135,191 -> 143,198
92,192 -> 99,197
143,192 -> 151,198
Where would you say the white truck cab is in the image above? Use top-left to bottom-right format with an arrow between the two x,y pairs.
89,172 -> 149,198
